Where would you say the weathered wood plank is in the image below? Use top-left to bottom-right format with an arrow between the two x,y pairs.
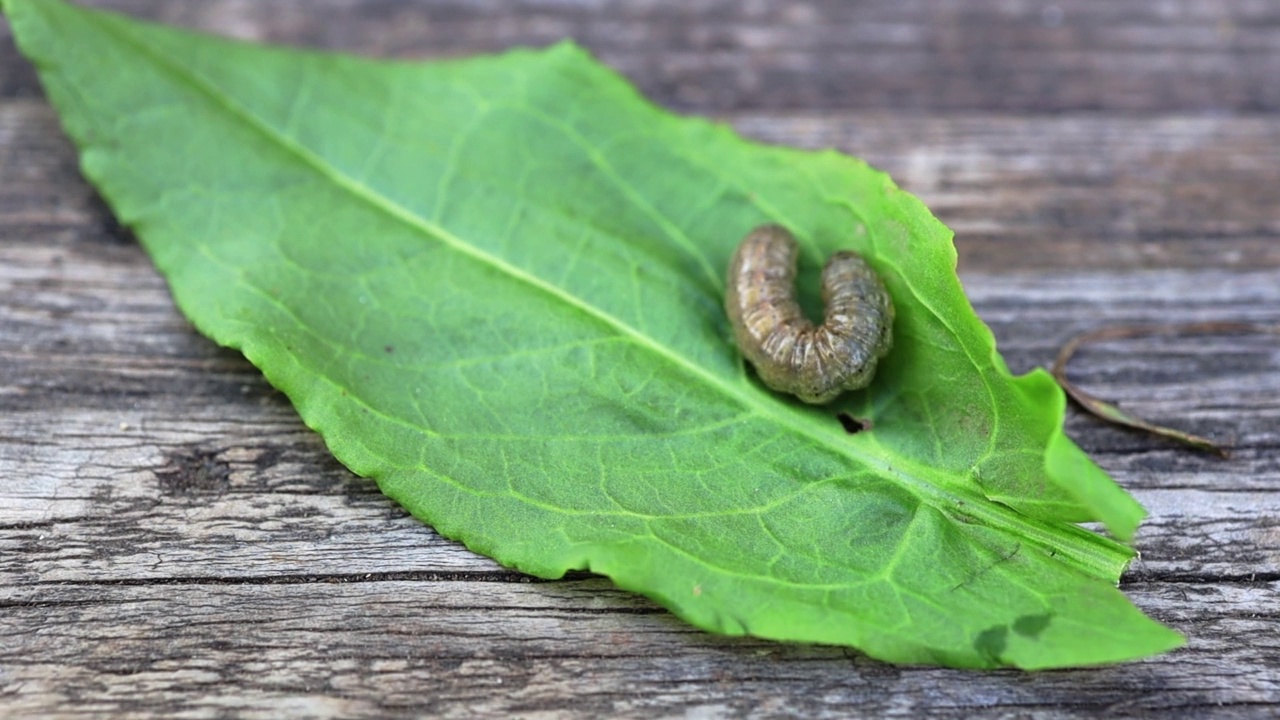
3,0 -> 1280,113
736,114 -> 1280,272
0,580 -> 1276,718
5,101 -> 1280,274
3,2 -> 1279,715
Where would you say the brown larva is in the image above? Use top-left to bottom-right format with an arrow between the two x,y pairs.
725,224 -> 894,404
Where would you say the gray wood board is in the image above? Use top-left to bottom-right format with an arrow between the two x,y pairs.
3,1 -> 1280,717
4,0 -> 1280,113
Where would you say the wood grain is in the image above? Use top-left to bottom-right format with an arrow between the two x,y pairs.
5,0 -> 1280,113
736,114 -> 1280,272
3,1 -> 1279,717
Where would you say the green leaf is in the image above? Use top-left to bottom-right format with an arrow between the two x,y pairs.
4,0 -> 1183,668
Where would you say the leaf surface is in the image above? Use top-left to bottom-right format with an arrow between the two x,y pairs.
3,0 -> 1183,667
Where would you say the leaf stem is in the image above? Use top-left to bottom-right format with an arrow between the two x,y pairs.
1052,321 -> 1280,457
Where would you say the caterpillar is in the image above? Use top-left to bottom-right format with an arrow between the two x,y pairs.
724,224 -> 894,404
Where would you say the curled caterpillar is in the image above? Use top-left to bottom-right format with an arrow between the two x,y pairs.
725,224 -> 894,404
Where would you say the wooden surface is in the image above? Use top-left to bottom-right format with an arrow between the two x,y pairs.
2,1 -> 1279,717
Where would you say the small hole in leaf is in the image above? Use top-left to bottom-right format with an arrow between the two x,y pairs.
837,413 -> 871,434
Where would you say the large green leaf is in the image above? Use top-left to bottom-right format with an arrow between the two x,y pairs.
4,0 -> 1183,668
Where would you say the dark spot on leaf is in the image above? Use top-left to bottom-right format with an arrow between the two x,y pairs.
156,448 -> 231,496
837,412 -> 872,434
1013,613 -> 1053,639
384,345 -> 394,353
958,410 -> 992,439
974,625 -> 1008,661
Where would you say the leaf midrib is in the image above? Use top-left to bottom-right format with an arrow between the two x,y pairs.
84,7 -> 1125,581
